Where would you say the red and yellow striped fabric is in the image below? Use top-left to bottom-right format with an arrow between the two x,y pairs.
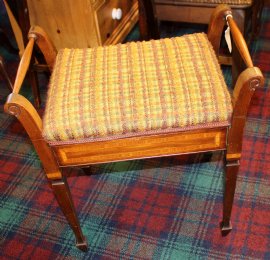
42,33 -> 232,145
169,0 -> 252,5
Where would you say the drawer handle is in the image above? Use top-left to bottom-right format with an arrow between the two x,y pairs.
112,8 -> 122,20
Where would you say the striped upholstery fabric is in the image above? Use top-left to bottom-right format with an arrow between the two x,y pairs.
42,33 -> 232,145
168,0 -> 252,5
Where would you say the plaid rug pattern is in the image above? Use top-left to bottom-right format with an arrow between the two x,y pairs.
0,3 -> 269,259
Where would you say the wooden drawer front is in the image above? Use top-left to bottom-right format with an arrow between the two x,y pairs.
96,0 -> 136,44
54,128 -> 227,167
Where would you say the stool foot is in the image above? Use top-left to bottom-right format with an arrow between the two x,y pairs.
220,221 -> 232,236
76,237 -> 88,251
51,178 -> 87,250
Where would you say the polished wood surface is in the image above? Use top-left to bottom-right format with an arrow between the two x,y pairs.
12,38 -> 34,94
27,0 -> 138,49
97,0 -> 138,45
3,0 -> 41,107
227,15 -> 253,68
4,4 -> 265,251
4,93 -> 62,180
104,2 -> 138,45
221,159 -> 239,235
53,128 -> 227,167
51,178 -> 87,251
228,67 -> 264,158
29,26 -> 57,71
207,4 -> 231,57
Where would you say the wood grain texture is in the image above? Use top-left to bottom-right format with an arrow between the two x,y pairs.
97,0 -> 138,45
27,0 -> 98,49
27,0 -> 138,49
53,128 -> 228,166
12,37 -> 34,94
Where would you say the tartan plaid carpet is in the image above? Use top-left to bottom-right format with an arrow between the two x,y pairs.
0,3 -> 269,260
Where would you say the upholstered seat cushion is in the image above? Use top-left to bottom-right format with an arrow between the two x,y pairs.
42,33 -> 232,145
156,0 -> 252,6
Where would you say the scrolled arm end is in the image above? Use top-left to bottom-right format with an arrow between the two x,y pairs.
5,103 -> 21,117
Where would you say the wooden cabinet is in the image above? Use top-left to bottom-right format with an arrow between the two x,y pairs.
27,0 -> 138,50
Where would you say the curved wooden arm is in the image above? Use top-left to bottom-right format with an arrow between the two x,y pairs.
227,67 -> 264,158
13,37 -> 35,94
207,4 -> 231,57
29,26 -> 57,72
227,16 -> 253,68
4,93 -> 62,179
232,67 -> 264,111
5,93 -> 42,139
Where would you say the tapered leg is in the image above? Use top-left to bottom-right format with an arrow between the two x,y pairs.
220,158 -> 240,236
51,178 -> 88,251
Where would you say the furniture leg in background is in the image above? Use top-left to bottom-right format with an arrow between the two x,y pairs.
141,0 -> 264,65
0,55 -> 13,91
